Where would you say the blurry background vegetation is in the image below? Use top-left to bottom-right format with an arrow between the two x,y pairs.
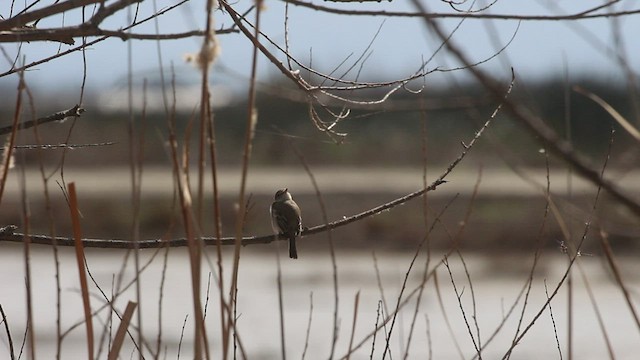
1,76 -> 637,253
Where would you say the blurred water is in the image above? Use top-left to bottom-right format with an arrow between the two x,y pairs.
0,243 -> 639,359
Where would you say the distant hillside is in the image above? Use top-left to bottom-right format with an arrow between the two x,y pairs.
1,78 -> 637,168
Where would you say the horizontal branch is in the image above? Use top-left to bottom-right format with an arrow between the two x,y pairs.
0,142 -> 116,150
284,0 -> 640,21
0,0 -> 103,31
0,104 -> 84,136
0,179 -> 446,249
0,0 -> 199,77
0,27 -> 237,44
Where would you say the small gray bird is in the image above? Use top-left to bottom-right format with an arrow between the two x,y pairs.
270,188 -> 302,259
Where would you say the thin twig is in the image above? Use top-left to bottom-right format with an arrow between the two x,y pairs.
443,257 -> 481,356
0,304 -> 16,360
369,300 -> 382,360
574,260 -> 616,359
600,230 -> 640,333
544,281 -> 563,360
345,291 -> 361,360
176,315 -> 189,360
500,126 -> 615,360
433,270 -> 464,360
281,131 -> 341,358
301,292 -> 314,360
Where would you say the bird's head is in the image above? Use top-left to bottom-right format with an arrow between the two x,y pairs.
274,188 -> 292,201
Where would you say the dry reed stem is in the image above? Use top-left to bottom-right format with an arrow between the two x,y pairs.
573,86 -> 640,143
0,74 -> 22,205
19,83 -> 63,360
127,44 -> 146,360
164,72 -> 208,360
14,79 -> 37,360
108,301 -> 138,360
59,259 -> 156,358
199,0 -> 228,355
68,182 -> 94,359
227,2 -> 263,359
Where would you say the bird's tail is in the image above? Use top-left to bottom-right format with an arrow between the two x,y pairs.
289,236 -> 298,259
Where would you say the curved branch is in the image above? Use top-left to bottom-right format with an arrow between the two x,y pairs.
283,0 -> 640,21
0,179 -> 446,249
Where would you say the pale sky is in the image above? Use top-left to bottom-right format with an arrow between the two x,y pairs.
1,0 -> 639,102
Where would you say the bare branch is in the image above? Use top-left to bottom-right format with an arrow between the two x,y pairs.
0,0 -> 103,31
414,1 -> 640,218
0,27 -> 237,44
0,178 -> 445,249
0,104 -> 84,135
282,0 -> 639,21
